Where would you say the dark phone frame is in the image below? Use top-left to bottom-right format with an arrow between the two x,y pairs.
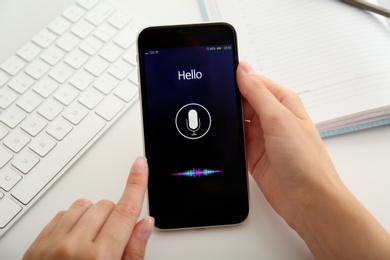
137,23 -> 249,229
138,22 -> 239,51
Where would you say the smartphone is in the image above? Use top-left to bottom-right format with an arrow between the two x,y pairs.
137,23 -> 249,229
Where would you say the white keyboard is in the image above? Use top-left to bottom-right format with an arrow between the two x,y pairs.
0,0 -> 142,237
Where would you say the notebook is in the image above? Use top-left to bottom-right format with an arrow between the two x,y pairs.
199,0 -> 390,137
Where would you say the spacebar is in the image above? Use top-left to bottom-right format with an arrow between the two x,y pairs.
12,114 -> 106,205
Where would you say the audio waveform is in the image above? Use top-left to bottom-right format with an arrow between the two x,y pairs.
170,168 -> 223,177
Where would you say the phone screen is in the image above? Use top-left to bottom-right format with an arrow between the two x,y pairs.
138,24 -> 249,229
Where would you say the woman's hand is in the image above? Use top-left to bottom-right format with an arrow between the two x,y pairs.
237,61 -> 390,259
237,61 -> 340,227
24,157 -> 154,260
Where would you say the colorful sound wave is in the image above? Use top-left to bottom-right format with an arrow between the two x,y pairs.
170,168 -> 223,177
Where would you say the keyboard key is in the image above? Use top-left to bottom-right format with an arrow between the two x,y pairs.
49,62 -> 74,83
16,91 -> 43,113
25,59 -> 50,80
1,56 -> 26,76
114,80 -> 138,103
94,73 -> 118,94
0,197 -> 22,228
79,35 -> 103,55
3,130 -> 30,153
108,11 -> 130,29
0,168 -> 22,191
29,134 -> 56,157
70,20 -> 94,39
56,32 -> 80,52
99,42 -> 122,62
76,0 -> 99,10
12,150 -> 40,174
1,108 -> 26,129
20,114 -> 47,137
64,49 -> 89,69
33,29 -> 56,48
85,56 -> 109,76
40,45 -> 66,66
109,58 -> 133,80
48,16 -> 71,35
62,102 -> 89,125
8,73 -> 34,94
53,84 -> 79,105
12,114 -> 106,205
37,99 -> 63,121
78,87 -> 103,109
0,124 -> 9,140
62,4 -> 86,22
95,95 -> 124,121
0,147 -> 13,168
122,43 -> 137,66
113,22 -> 140,49
33,77 -> 59,98
69,69 -> 94,91
46,119 -> 73,140
94,23 -> 117,42
85,2 -> 115,26
17,42 -> 41,62
0,71 -> 10,86
0,87 -> 17,109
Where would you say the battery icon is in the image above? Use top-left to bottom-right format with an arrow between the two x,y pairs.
216,46 -> 222,50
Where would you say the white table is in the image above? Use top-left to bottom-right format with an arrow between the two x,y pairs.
1,0 -> 390,259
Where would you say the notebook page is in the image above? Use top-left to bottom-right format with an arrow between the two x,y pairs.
377,0 -> 390,28
208,0 -> 390,130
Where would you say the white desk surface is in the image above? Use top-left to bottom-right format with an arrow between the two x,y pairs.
1,0 -> 390,259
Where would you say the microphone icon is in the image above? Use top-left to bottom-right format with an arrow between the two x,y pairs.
175,103 -> 211,139
186,109 -> 201,136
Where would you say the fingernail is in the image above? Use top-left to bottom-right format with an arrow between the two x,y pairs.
131,156 -> 147,174
240,61 -> 256,74
139,217 -> 155,241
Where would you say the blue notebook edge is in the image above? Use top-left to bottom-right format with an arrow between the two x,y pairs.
319,118 -> 390,138
198,0 -> 209,21
198,0 -> 390,139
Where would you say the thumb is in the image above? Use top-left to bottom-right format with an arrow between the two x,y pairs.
123,216 -> 154,260
237,61 -> 309,121
237,61 -> 286,121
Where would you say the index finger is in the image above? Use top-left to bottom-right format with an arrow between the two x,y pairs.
96,157 -> 148,252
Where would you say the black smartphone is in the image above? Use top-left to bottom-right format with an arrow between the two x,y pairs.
137,23 -> 249,229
